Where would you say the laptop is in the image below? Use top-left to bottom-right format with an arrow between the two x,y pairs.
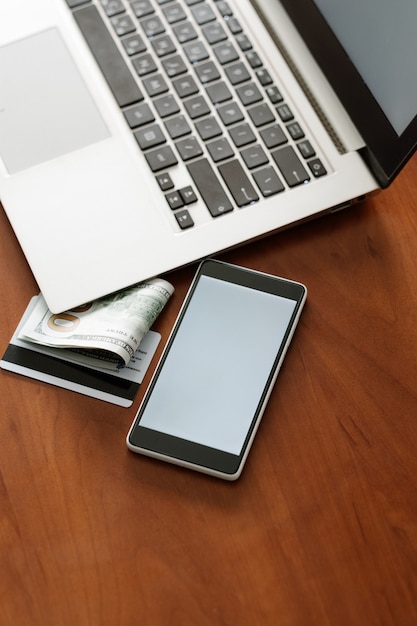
1,0 -> 416,313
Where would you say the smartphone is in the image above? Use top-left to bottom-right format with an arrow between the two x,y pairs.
127,260 -> 306,480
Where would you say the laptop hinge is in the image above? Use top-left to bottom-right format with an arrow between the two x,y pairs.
250,0 -> 364,156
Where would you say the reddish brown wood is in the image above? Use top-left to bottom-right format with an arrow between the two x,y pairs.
1,156 -> 417,625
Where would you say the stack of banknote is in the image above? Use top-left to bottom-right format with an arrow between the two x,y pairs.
18,278 -> 174,370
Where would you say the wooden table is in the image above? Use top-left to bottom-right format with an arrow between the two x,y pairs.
1,155 -> 417,626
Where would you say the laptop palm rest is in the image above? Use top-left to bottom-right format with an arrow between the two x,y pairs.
0,28 -> 109,174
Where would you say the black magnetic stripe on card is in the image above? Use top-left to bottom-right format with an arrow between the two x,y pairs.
2,344 -> 139,402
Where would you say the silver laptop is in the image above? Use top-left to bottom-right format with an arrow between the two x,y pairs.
1,0 -> 416,312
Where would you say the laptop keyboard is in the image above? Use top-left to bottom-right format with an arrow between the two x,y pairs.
66,0 -> 327,230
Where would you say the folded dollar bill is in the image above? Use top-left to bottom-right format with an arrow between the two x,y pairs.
18,278 -> 174,370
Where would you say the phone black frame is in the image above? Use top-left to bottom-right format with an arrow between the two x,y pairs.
127,260 -> 306,479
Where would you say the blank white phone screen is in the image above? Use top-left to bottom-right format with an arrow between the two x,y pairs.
140,275 -> 297,455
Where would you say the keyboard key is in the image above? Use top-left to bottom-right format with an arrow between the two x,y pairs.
194,61 -> 221,84
132,54 -> 158,77
66,0 -> 90,7
213,42 -> 239,65
259,124 -> 287,149
142,73 -> 169,97
287,122 -> 305,140
183,40 -> 209,63
206,81 -> 232,104
175,209 -> 194,229
236,34 -> 252,52
297,140 -> 316,159
266,85 -> 283,104
245,50 -> 262,68
256,68 -> 273,86
195,117 -> 222,140
217,101 -> 244,125
162,55 -> 188,77
164,115 -> 191,139
218,159 -> 259,206
179,186 -> 198,204
252,166 -> 284,197
151,34 -> 176,57
227,18 -> 243,35
183,95 -> 211,119
162,3 -> 187,23
145,145 -> 178,171
308,158 -> 327,178
156,172 -> 174,190
111,15 -> 136,37
276,104 -> 294,122
271,146 -> 310,186
101,0 -> 125,17
240,144 -> 269,169
191,4 -> 216,25
247,103 -> 275,127
216,1 -> 233,17
224,62 -> 251,85
134,124 -> 166,150
172,21 -> 198,43
229,123 -> 256,147
130,0 -> 154,18
166,190 -> 184,209
173,75 -> 199,98
73,5 -> 143,107
206,137 -> 234,162
175,136 -> 204,161
121,34 -> 146,56
123,102 -> 154,128
187,158 -> 233,217
236,83 -> 262,106
141,16 -> 165,37
201,22 -> 227,45
154,94 -> 180,118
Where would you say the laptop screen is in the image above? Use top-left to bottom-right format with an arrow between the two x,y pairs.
280,0 -> 417,186
314,0 -> 417,137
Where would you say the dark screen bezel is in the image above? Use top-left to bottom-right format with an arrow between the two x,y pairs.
279,0 -> 417,187
127,260 -> 306,477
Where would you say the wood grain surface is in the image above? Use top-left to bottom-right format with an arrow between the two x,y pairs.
1,155 -> 417,625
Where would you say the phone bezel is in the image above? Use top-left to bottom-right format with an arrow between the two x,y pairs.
127,260 -> 306,480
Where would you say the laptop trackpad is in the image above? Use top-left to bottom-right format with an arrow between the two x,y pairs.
0,28 -> 109,174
